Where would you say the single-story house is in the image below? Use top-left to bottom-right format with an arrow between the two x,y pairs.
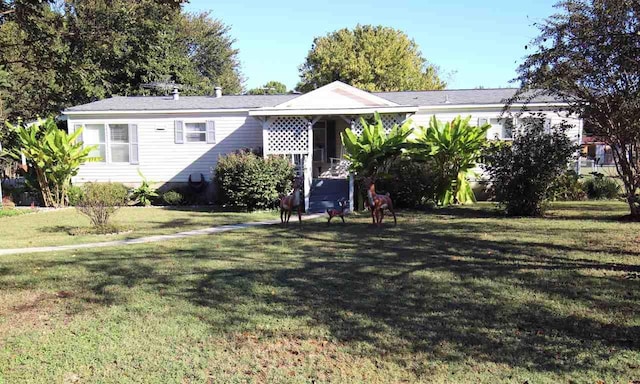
63,81 -> 583,212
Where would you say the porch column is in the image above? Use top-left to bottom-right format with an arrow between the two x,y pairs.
304,119 -> 313,212
348,172 -> 355,212
261,117 -> 269,158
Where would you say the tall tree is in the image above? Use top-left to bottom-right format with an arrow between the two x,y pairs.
176,12 -> 243,95
510,0 -> 640,218
0,0 -> 243,149
247,80 -> 287,95
297,25 -> 445,93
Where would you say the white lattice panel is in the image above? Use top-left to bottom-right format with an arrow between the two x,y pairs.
267,117 -> 309,154
351,114 -> 401,135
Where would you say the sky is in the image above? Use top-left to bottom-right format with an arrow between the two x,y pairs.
185,0 -> 559,91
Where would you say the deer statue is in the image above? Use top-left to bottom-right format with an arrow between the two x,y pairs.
280,177 -> 303,226
326,198 -> 348,225
363,177 -> 397,227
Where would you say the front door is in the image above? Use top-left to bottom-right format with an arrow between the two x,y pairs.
313,121 -> 327,163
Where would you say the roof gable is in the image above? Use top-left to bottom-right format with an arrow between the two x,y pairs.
275,81 -> 398,109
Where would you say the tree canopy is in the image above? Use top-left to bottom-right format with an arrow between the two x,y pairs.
247,81 -> 288,95
510,0 -> 640,218
297,25 -> 446,93
0,0 -> 242,144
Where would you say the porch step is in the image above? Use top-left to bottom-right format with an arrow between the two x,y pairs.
309,200 -> 342,212
308,178 -> 349,213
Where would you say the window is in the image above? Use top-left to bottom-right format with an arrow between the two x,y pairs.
83,124 -> 106,162
489,118 -> 514,140
502,119 -> 514,139
519,117 -> 548,133
185,122 -> 206,142
78,123 -> 138,164
109,124 -> 130,163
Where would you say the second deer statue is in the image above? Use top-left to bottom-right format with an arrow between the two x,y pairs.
280,177 -> 303,226
363,177 -> 397,227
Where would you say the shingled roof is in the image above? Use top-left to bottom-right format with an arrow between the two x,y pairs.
64,88 -> 558,113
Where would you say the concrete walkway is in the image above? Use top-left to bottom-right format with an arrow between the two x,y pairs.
0,213 -> 323,256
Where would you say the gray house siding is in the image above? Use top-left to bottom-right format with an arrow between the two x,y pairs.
68,112 -> 262,184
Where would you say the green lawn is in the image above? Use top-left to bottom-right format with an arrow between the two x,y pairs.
0,208 -> 25,219
0,202 -> 639,383
0,207 -> 278,249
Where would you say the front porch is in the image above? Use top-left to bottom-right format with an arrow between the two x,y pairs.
247,81 -> 418,213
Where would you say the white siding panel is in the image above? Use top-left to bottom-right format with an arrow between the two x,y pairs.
70,113 -> 262,184
411,109 -> 582,145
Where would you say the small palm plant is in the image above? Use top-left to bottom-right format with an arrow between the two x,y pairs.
340,112 -> 413,177
414,115 -> 490,206
130,169 -> 159,206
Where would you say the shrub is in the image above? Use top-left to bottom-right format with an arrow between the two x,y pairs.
376,159 -> 437,208
67,185 -> 84,206
76,182 -> 129,230
162,190 -> 184,206
582,173 -> 620,200
483,121 -> 578,216
548,170 -> 587,201
214,151 -> 295,211
131,170 -> 159,206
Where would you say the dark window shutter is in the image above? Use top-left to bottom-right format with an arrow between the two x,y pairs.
175,120 -> 184,144
129,123 -> 139,165
206,120 -> 216,144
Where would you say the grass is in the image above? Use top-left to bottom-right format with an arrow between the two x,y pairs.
0,208 -> 25,218
0,206 -> 278,249
0,201 -> 639,383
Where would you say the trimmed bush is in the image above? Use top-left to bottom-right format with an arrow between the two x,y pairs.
214,151 -> 295,211
582,173 -> 620,200
67,185 -> 84,206
162,190 -> 184,206
76,182 -> 130,230
548,170 -> 587,201
483,121 -> 577,216
376,159 -> 437,208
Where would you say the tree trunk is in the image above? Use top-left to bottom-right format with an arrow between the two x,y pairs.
35,167 -> 53,207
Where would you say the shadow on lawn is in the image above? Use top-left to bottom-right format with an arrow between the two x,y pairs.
2,207 -> 639,377
179,221 -> 639,374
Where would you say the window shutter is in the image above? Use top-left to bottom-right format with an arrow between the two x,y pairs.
174,120 -> 184,144
206,120 -> 216,144
129,123 -> 139,165
74,124 -> 83,143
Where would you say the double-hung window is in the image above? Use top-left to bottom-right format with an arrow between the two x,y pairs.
185,122 -> 207,143
109,124 -> 130,163
76,123 -> 138,164
488,118 -> 515,140
83,124 -> 107,161
174,120 -> 216,144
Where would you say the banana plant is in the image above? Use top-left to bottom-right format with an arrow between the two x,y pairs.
340,112 -> 414,178
4,117 -> 100,207
414,115 -> 490,206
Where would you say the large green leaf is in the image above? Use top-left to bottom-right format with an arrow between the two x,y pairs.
414,115 -> 490,206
